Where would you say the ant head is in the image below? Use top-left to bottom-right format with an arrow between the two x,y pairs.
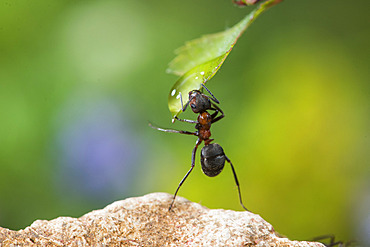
200,143 -> 225,177
188,90 -> 211,113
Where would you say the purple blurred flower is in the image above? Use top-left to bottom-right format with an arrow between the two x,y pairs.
54,97 -> 140,201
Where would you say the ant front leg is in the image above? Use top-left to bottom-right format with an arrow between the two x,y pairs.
174,116 -> 197,124
225,155 -> 249,211
149,123 -> 197,136
201,83 -> 220,104
211,104 -> 225,124
174,91 -> 197,124
179,91 -> 189,112
169,139 -> 202,211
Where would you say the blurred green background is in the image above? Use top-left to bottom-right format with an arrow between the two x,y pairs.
0,0 -> 369,244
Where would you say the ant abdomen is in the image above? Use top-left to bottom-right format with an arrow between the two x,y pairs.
201,143 -> 225,177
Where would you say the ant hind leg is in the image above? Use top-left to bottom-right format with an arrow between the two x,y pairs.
225,155 -> 249,211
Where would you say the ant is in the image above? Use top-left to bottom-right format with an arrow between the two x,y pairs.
149,83 -> 248,211
311,234 -> 358,247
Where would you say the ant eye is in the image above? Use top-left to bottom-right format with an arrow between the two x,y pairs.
191,104 -> 196,109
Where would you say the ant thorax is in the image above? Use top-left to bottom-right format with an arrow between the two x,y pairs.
196,112 -> 212,141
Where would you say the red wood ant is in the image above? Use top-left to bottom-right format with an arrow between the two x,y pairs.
311,235 -> 358,247
149,84 -> 248,211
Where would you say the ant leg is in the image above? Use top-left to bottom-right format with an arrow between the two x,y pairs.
174,116 -> 197,124
173,92 -> 196,123
149,123 -> 196,136
179,92 -> 190,112
225,155 -> 249,211
201,83 -> 220,104
211,104 -> 224,123
169,139 -> 202,211
311,235 -> 353,247
311,235 -> 335,246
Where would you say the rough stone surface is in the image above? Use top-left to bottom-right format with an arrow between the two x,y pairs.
0,193 -> 324,246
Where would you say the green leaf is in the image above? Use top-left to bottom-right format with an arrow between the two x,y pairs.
168,53 -> 229,119
167,0 -> 282,121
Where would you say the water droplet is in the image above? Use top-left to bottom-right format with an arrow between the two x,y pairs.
171,89 -> 176,96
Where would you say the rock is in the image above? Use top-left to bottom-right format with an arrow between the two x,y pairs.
0,192 -> 324,246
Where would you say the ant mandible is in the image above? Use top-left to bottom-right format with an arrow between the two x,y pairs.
149,83 -> 248,211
